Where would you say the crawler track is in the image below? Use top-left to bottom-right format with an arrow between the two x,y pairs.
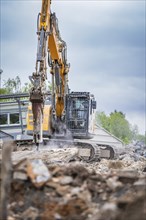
13,137 -> 121,162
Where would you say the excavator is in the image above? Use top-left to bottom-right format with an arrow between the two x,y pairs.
25,0 -> 122,161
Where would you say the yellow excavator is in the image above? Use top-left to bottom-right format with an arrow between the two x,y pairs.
26,0 -> 121,161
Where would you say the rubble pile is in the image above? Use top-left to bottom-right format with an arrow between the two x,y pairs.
4,155 -> 146,220
0,145 -> 146,220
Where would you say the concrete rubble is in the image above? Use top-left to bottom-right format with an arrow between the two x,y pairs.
0,146 -> 146,220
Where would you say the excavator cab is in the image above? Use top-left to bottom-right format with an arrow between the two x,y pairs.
66,92 -> 96,139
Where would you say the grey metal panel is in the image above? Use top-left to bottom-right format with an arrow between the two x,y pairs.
0,126 -> 27,134
0,130 -> 14,139
0,103 -> 28,119
0,93 -> 29,100
91,124 -> 124,148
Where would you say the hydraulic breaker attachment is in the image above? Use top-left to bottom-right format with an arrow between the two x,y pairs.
29,73 -> 45,148
32,102 -> 43,148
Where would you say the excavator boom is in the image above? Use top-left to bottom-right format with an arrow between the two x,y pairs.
29,0 -> 69,147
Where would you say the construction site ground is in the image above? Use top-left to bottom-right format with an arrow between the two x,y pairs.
0,142 -> 146,220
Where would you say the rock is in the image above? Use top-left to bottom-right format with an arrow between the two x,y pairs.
106,176 -> 123,191
27,159 -> 51,188
122,155 -> 135,165
133,177 -> 146,190
8,202 -> 17,209
54,213 -> 62,220
117,192 -> 146,220
13,158 -> 28,180
64,164 -> 89,180
13,158 -> 28,171
98,202 -> 118,220
70,187 -> 82,195
101,202 -> 117,212
13,171 -> 27,180
7,216 -> 15,220
18,200 -> 24,207
101,193 -> 108,201
78,189 -> 92,203
8,214 -> 20,220
21,207 -> 39,220
56,185 -> 71,197
46,180 -> 59,189
60,176 -> 73,185
108,160 -> 124,169
117,170 -> 139,184
11,179 -> 25,191
41,197 -> 88,220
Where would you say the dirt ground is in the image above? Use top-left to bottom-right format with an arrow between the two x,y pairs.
0,143 -> 146,220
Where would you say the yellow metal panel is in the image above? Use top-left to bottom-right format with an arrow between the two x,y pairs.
26,105 -> 33,131
48,33 -> 60,60
40,0 -> 51,30
26,104 -> 52,134
56,98 -> 64,117
42,105 -> 52,131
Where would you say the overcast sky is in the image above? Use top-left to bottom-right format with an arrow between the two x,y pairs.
1,0 -> 145,134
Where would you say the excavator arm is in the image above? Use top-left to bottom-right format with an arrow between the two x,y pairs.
29,0 -> 69,146
48,13 -> 70,127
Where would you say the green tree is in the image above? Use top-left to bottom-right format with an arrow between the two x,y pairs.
96,111 -> 110,131
109,111 -> 132,144
21,82 -> 32,93
131,124 -> 139,141
3,76 -> 21,93
96,110 -> 133,144
0,88 -> 8,95
1,76 -> 52,94
1,76 -> 32,94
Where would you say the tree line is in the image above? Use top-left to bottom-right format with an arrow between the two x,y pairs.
0,76 -> 52,95
0,76 -> 31,94
96,110 -> 145,144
